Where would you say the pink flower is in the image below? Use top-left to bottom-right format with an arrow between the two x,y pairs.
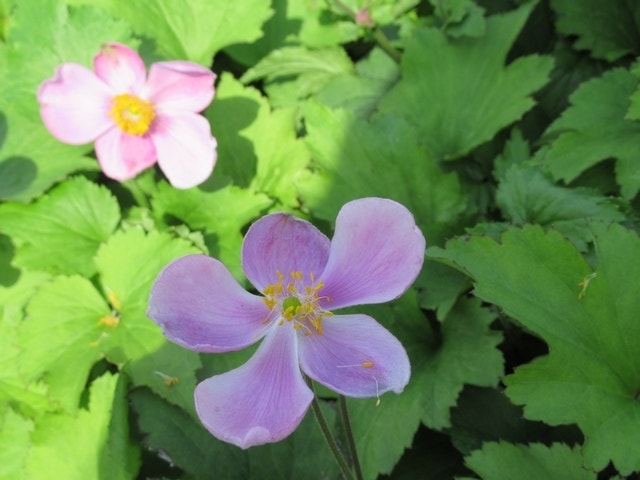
147,198 -> 426,448
37,43 -> 217,188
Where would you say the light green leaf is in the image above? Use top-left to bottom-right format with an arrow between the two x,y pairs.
551,0 -> 640,62
96,0 -> 272,64
25,372 -> 140,480
0,408 -> 33,479
429,0 -> 486,38
151,180 -> 272,280
379,1 -> 553,160
538,68 -> 640,199
94,228 -> 202,413
463,442 -> 596,480
316,47 -> 400,118
429,224 -> 640,474
299,102 -> 467,244
496,164 -> 625,251
0,177 -> 120,277
206,73 -> 309,208
17,275 -> 109,412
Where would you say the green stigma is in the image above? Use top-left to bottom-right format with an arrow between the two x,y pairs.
282,296 -> 302,312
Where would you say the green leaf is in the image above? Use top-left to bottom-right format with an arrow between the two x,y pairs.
94,228 -> 202,413
429,224 -> 640,474
316,47 -> 400,118
131,388 -> 247,480
242,46 -> 353,88
0,177 -> 120,277
96,0 -> 272,64
25,372 -> 140,480
206,73 -> 309,208
0,408 -> 33,479
551,0 -> 640,62
379,1 -> 553,160
0,0 -> 133,200
17,275 -> 109,412
152,180 -> 272,280
429,0 -> 487,38
463,442 -> 596,480
538,68 -> 640,199
496,164 -> 625,251
299,102 -> 467,244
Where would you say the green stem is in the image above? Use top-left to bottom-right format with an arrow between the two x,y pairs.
124,178 -> 150,209
372,28 -> 402,63
306,378 -> 355,480
338,395 -> 364,480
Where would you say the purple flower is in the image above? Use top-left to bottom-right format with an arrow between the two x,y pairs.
147,198 -> 425,448
37,43 -> 217,188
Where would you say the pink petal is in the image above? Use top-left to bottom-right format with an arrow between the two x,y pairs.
298,313 -> 410,397
37,63 -> 113,144
94,128 -> 157,181
94,43 -> 147,93
151,113 -> 216,189
195,325 -> 313,448
144,60 -> 216,113
147,255 -> 271,353
242,213 -> 331,292
320,198 -> 426,309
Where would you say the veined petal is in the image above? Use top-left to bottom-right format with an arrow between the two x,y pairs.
148,255 -> 270,352
320,198 -> 425,309
145,61 -> 215,113
37,63 -> 113,144
195,326 -> 313,448
94,43 -> 146,93
94,128 -> 157,181
151,113 -> 216,189
242,213 -> 331,292
298,314 -> 410,398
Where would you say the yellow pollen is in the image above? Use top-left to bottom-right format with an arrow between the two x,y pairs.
110,93 -> 155,135
262,270 -> 332,335
361,361 -> 375,368
98,314 -> 119,328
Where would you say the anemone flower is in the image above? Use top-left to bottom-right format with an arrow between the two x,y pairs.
148,197 -> 426,448
37,42 -> 217,188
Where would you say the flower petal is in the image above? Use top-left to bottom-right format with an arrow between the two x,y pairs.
195,325 -> 313,448
94,128 -> 157,181
147,254 -> 270,352
37,63 -> 113,144
144,60 -> 215,113
94,43 -> 146,93
151,113 -> 216,189
320,198 -> 426,309
298,313 -> 410,398
242,213 -> 331,292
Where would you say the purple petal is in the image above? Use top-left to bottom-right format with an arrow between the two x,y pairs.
151,113 -> 216,189
147,255 -> 270,352
144,60 -> 215,113
37,63 -> 113,144
320,198 -> 425,309
94,128 -> 157,181
195,325 -> 313,448
242,213 -> 331,292
94,43 -> 147,93
298,313 -> 410,397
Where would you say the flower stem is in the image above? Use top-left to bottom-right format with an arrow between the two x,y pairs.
338,395 -> 364,480
306,378 -> 355,480
371,28 -> 402,63
124,178 -> 150,209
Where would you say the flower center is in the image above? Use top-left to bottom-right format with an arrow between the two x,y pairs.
109,93 -> 155,136
263,270 -> 333,335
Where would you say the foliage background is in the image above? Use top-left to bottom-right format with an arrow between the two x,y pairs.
1,0 -> 640,478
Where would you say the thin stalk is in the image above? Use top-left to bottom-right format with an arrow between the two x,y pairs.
372,28 -> 402,63
306,378 -> 355,480
124,178 -> 150,209
338,395 -> 364,480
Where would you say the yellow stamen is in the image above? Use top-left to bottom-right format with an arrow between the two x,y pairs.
98,314 -> 119,328
107,291 -> 122,311
110,93 -> 155,135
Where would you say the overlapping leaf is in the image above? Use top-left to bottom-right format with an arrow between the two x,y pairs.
429,224 -> 640,474
379,1 -> 553,161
